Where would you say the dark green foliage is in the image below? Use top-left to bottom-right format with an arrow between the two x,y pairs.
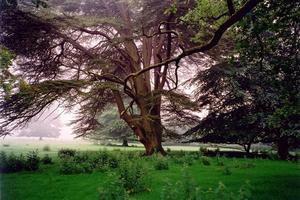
222,166 -> 232,175
58,150 -> 120,174
117,159 -> 149,194
58,148 -> 76,159
91,151 -> 119,171
59,158 -> 93,175
187,0 -> 300,160
154,158 -> 169,170
25,151 -> 40,171
0,151 -> 41,173
41,154 -> 53,165
201,156 -> 211,166
0,152 -> 25,173
98,174 -> 129,200
73,152 -> 90,163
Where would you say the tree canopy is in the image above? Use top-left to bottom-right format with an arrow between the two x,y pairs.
185,0 -> 300,159
1,0 -> 263,155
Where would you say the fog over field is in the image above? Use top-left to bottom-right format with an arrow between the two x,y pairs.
7,105 -> 76,140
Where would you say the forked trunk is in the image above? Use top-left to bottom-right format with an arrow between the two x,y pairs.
133,119 -> 166,156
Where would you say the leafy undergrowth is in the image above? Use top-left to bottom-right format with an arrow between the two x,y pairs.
1,150 -> 299,200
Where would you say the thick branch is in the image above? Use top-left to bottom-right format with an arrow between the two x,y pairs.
124,0 -> 261,90
226,0 -> 236,15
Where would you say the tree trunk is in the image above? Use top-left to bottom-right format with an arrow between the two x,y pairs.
277,136 -> 289,160
133,119 -> 166,156
122,137 -> 129,147
243,143 -> 251,156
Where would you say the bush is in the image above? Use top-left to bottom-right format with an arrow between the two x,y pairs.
117,159 -> 150,194
91,151 -> 119,171
3,144 -> 10,147
41,154 -> 53,164
0,151 -> 41,173
154,158 -> 169,170
42,145 -> 50,151
201,156 -> 211,166
73,152 -> 90,163
0,152 -> 25,173
59,159 -> 83,174
98,174 -> 129,200
25,151 -> 40,171
59,158 -> 93,174
58,148 -> 76,159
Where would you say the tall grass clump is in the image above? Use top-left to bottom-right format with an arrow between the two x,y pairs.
154,157 -> 169,170
161,169 -> 252,200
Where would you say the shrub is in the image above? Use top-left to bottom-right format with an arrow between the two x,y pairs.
59,158 -> 93,174
0,152 -> 25,173
73,152 -> 90,163
25,151 -> 40,171
59,159 -> 83,174
201,156 -> 211,166
166,148 -> 171,153
41,154 -> 53,164
91,151 -> 119,171
107,156 -> 119,169
58,148 -> 76,159
42,145 -> 50,151
3,144 -> 10,147
154,158 -> 169,170
117,159 -> 150,194
98,174 -> 129,200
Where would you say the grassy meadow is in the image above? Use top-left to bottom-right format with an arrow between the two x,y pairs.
0,138 -> 299,200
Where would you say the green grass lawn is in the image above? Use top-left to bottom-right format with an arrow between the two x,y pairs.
0,140 -> 299,200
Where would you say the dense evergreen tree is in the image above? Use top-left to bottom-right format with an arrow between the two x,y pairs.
185,0 -> 300,159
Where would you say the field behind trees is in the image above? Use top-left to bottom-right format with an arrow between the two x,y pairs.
1,139 -> 299,200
